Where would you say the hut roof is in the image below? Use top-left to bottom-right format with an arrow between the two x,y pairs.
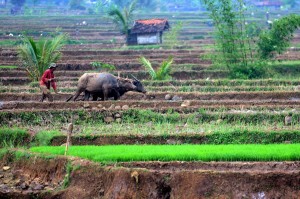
254,0 -> 282,7
130,19 -> 170,34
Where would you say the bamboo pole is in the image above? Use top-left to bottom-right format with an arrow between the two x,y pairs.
65,122 -> 73,156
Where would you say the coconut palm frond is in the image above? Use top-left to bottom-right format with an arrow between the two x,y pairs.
139,56 -> 173,80
17,35 -> 66,82
107,2 -> 136,37
49,33 -> 68,53
18,44 -> 37,68
108,8 -> 128,35
156,56 -> 173,80
127,0 -> 137,22
139,56 -> 156,80
26,37 -> 38,57
128,0 -> 137,14
50,52 -> 61,63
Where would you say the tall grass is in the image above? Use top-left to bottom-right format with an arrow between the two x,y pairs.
32,130 -> 62,146
0,128 -> 29,147
31,144 -> 300,162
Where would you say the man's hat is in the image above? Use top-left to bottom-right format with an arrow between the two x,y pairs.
49,63 -> 57,69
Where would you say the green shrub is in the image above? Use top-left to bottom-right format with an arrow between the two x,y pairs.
0,128 -> 30,147
32,130 -> 62,146
228,62 -> 272,79
193,35 -> 204,39
90,61 -> 116,72
258,14 -> 300,60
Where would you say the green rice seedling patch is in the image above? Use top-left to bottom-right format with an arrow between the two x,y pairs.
30,144 -> 300,162
0,65 -> 18,69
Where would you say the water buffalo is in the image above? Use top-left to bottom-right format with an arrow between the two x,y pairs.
66,72 -> 146,101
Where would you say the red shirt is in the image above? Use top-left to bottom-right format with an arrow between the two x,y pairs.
40,69 -> 56,90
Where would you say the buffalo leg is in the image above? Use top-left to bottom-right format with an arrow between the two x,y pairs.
72,88 -> 85,101
92,94 -> 98,101
112,89 -> 120,100
84,91 -> 90,101
103,89 -> 108,101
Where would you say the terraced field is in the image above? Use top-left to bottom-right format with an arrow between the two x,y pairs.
1,11 -> 300,198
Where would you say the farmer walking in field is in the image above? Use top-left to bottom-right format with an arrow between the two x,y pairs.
39,63 -> 58,102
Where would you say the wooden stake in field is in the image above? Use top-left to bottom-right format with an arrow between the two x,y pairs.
65,122 -> 73,156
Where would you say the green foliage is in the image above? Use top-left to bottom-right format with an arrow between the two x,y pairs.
139,56 -> 173,80
0,149 -> 9,160
63,162 -> 73,188
283,0 -> 297,8
257,14 -> 300,60
228,61 -> 271,79
17,34 -> 68,81
0,65 -> 18,69
90,61 -> 116,72
31,144 -> 300,162
1,109 -> 300,126
69,0 -> 86,10
11,0 -> 26,7
107,0 -> 136,37
93,0 -> 109,14
0,128 -> 30,147
202,0 -> 249,66
163,21 -> 183,49
206,130 -> 300,144
201,0 -> 265,79
32,130 -> 62,146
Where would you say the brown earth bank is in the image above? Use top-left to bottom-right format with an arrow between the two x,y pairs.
49,134 -> 297,146
1,91 -> 300,102
1,154 -> 300,199
1,100 -> 300,111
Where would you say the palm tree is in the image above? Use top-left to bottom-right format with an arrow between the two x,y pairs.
139,56 -> 174,80
107,0 -> 136,40
17,34 -> 67,81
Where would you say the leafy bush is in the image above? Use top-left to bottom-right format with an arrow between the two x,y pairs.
90,61 -> 116,72
228,62 -> 272,79
32,130 -> 62,146
163,21 -> 183,49
258,14 -> 300,60
11,0 -> 26,7
69,0 -> 86,10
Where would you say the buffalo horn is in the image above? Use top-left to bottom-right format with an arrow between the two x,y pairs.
131,75 -> 140,82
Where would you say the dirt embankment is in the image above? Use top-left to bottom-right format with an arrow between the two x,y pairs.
1,154 -> 300,199
1,91 -> 300,102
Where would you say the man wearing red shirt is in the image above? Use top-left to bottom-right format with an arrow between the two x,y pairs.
40,63 -> 58,102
